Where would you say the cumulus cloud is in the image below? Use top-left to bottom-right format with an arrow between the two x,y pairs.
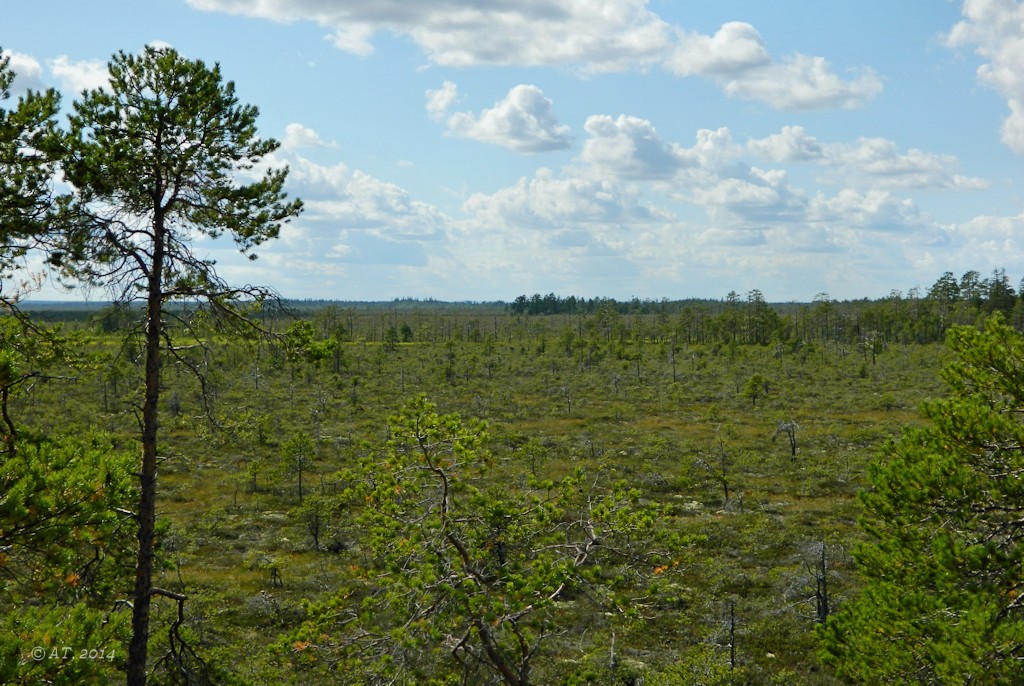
47,55 -> 109,93
186,0 -> 673,72
581,116 -> 745,181
951,211 -> 1024,258
189,141 -> 465,298
443,85 -> 572,153
581,115 -> 691,178
665,23 -> 882,111
693,177 -> 784,210
573,117 -> 984,236
425,80 -> 458,122
747,125 -> 824,162
287,159 -> 447,237
452,167 -> 682,294
450,158 -> 946,299
720,55 -> 882,111
250,139 -> 451,276
2,50 -> 46,94
462,167 -> 664,228
212,114 -> 987,301
239,138 -> 970,300
692,167 -> 807,225
807,189 -> 923,231
666,22 -> 769,76
747,127 -> 988,191
946,0 -> 1024,153
187,0 -> 880,111
823,137 -> 988,190
282,123 -> 334,150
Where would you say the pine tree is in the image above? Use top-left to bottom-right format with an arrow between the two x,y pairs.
821,314 -> 1024,683
0,47 -> 62,280
289,395 -> 697,685
51,46 -> 301,685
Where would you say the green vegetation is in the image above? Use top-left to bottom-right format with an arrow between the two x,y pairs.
6,40 -> 1024,685
0,293 -> 959,684
51,45 -> 301,686
821,314 -> 1024,683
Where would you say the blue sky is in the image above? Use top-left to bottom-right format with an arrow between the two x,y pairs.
5,0 -> 1024,302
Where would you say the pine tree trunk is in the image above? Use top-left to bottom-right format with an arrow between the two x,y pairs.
127,220 -> 165,686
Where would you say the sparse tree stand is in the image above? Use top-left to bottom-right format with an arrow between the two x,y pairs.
53,47 -> 301,686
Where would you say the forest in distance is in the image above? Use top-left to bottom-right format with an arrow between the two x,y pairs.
31,264 -> 1024,346
5,43 -> 1024,685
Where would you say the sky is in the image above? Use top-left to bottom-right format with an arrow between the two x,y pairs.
4,0 -> 1024,303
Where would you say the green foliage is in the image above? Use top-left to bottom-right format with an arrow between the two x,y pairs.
0,313 -> 86,453
0,47 -> 63,277
821,314 -> 1024,683
742,373 -> 770,407
0,603 -> 130,685
278,430 -> 316,503
44,44 -> 303,686
0,432 -> 136,684
56,45 -> 301,288
290,395 -> 695,685
0,432 -> 135,597
1,297 -> 961,685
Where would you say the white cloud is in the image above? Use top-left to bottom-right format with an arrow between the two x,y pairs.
693,177 -> 783,210
938,211 -> 1024,272
187,0 -> 880,111
206,113 -> 993,301
453,167 -> 681,293
281,123 -> 334,150
581,114 -> 691,178
689,126 -> 744,168
747,127 -> 988,191
47,55 -> 109,93
692,167 -> 807,225
747,125 -> 824,162
255,145 -> 450,268
946,0 -> 1024,154
236,147 -> 458,296
719,54 -> 883,111
808,189 -> 923,231
425,80 -> 458,122
291,161 -> 446,237
581,116 -> 745,181
450,159 -> 947,298
822,137 -> 989,190
444,85 -> 572,153
665,23 -> 882,111
574,118 -> 983,236
2,50 -> 45,94
462,167 -> 663,228
186,0 -> 673,72
666,22 -> 770,76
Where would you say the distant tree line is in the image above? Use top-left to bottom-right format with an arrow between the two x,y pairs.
506,268 -> 1024,346
22,268 -> 1024,350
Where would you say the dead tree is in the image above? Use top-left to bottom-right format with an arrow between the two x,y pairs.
812,542 -> 830,624
772,419 -> 798,457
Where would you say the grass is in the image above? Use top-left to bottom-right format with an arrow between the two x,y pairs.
8,326 -> 951,684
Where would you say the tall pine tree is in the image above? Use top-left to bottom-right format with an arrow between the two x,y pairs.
53,46 -> 302,685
